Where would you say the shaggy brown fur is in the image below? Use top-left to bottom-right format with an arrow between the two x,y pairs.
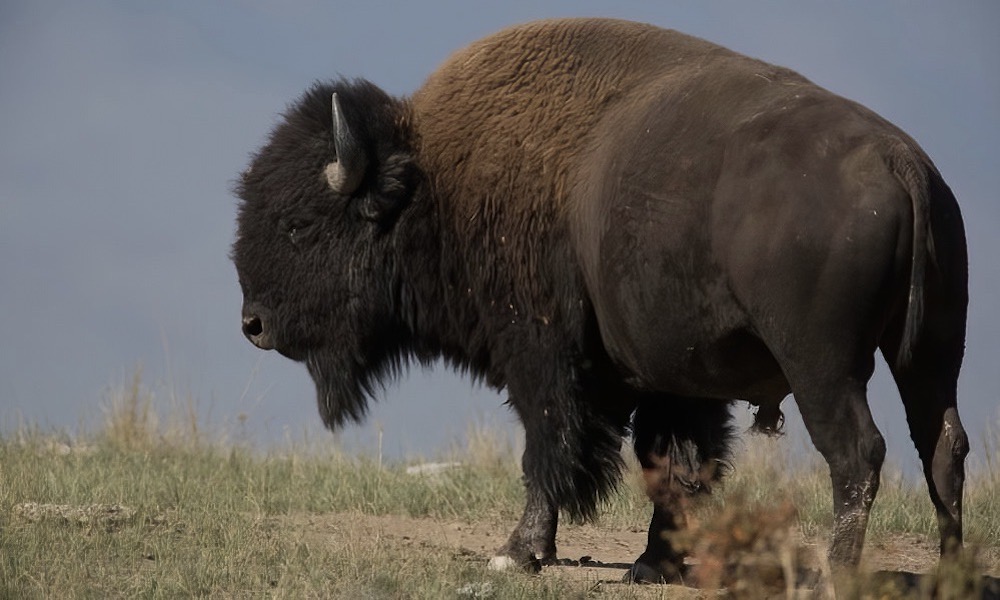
411,19 -> 747,308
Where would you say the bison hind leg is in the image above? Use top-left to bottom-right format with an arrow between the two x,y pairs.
627,396 -> 734,583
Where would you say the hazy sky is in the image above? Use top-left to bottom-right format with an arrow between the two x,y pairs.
1,1 -> 997,474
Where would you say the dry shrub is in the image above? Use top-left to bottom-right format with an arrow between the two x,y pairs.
829,547 -> 988,600
99,366 -> 202,451
929,548 -> 988,600
678,495 -> 811,598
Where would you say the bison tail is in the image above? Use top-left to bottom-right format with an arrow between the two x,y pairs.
887,140 -> 936,369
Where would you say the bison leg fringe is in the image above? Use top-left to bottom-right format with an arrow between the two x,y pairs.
632,397 -> 736,495
519,393 -> 628,524
626,397 -> 735,582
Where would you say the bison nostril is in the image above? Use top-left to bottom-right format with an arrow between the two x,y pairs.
242,315 -> 263,338
242,314 -> 275,350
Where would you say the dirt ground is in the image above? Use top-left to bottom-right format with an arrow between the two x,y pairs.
289,511 -> 1000,598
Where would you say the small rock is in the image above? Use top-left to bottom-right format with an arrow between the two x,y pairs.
13,502 -> 136,529
457,582 -> 494,598
405,461 -> 462,476
487,555 -> 517,571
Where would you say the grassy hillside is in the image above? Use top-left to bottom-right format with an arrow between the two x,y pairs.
1,374 -> 997,598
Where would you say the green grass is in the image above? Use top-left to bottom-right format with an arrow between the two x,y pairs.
1,372 -> 996,598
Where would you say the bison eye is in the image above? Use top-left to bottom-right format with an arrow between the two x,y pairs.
279,218 -> 312,246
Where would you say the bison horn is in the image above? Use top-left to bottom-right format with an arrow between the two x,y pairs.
324,93 -> 368,195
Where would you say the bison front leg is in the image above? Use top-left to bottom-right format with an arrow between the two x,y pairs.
488,399 -> 562,572
490,358 -> 629,572
627,396 -> 733,584
489,474 -> 558,572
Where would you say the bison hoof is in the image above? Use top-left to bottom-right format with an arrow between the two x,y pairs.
624,556 -> 689,585
623,561 -> 667,584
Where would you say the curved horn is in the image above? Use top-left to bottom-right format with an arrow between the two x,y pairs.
324,93 -> 368,195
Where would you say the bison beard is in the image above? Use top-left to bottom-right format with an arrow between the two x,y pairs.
233,17 -> 970,587
305,349 -> 373,428
304,303 -> 415,429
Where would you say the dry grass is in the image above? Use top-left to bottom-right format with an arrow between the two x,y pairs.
97,366 -> 205,452
1,370 -> 997,598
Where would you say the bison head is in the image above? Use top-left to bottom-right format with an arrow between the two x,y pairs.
232,80 -> 419,427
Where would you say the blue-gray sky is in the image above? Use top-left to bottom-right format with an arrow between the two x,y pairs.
1,1 -> 997,473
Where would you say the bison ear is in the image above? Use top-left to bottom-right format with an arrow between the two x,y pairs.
324,93 -> 369,195
357,151 -> 417,223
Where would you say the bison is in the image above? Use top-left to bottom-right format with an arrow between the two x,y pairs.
232,18 -> 969,583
